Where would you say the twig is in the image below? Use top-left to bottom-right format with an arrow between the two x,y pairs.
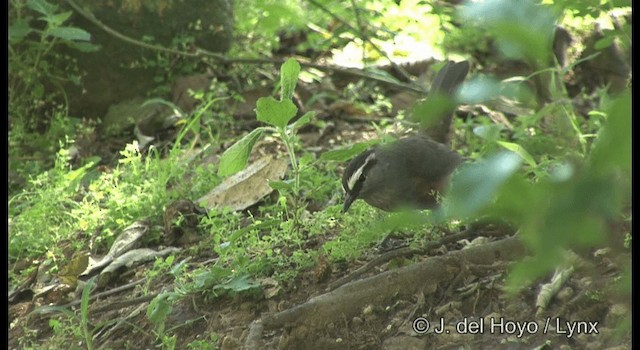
60,278 -> 146,309
90,294 -> 156,314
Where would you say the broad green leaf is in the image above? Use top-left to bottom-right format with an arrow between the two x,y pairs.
64,158 -> 98,183
458,77 -> 501,104
509,209 -> 604,290
473,125 -> 503,141
47,26 -> 91,41
213,274 -> 259,293
259,4 -> 304,30
459,77 -> 533,105
594,35 -> 615,50
590,91 -> 631,174
494,22 -> 550,63
280,58 -> 301,101
496,141 -> 537,167
27,0 -> 57,16
147,292 -> 175,331
217,128 -> 265,177
298,153 -> 314,167
460,0 -> 557,64
48,10 -> 72,26
447,151 -> 522,217
255,97 -> 297,128
9,19 -> 32,43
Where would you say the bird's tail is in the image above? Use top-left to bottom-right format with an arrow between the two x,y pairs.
419,60 -> 470,145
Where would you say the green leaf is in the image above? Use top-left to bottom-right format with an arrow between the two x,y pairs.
260,4 -> 304,30
47,26 -> 91,41
320,140 -> 379,161
33,83 -> 44,99
64,158 -> 98,183
298,153 -> 314,167
48,10 -> 72,26
461,0 -> 557,64
589,91 -> 631,174
80,277 -> 96,334
147,292 -> 175,331
9,19 -> 32,43
217,128 -> 265,177
67,41 -> 102,52
255,97 -> 297,128
27,0 -> 57,16
280,58 -> 301,101
594,35 -> 615,50
213,274 -> 259,293
458,76 -> 502,104
473,124 -> 503,141
496,141 -> 537,167
447,151 -> 522,217
269,180 -> 294,192
494,22 -> 550,63
460,76 -> 533,105
290,111 -> 315,131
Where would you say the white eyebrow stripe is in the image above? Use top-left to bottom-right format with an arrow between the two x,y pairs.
347,153 -> 376,191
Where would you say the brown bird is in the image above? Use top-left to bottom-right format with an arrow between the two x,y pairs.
342,61 -> 469,212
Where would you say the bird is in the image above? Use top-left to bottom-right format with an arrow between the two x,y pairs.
342,61 -> 469,212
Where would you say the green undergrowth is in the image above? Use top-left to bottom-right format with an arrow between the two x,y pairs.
9,1 -> 632,348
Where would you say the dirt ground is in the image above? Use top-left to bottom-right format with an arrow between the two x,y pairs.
9,222 -> 631,349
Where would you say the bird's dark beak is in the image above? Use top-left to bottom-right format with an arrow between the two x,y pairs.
342,193 -> 356,213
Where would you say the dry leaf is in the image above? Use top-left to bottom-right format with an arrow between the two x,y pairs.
58,252 -> 89,287
198,156 -> 287,211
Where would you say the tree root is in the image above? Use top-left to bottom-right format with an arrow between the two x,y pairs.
245,236 -> 526,349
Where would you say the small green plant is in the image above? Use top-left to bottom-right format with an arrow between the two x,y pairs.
147,291 -> 180,343
217,58 -> 315,228
446,93 -> 630,291
442,0 -> 632,292
623,232 -> 631,249
187,334 -> 219,350
9,0 -> 98,128
9,0 -> 103,197
79,277 -> 96,350
8,140 -> 196,265
27,277 -> 98,350
144,255 -> 183,293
